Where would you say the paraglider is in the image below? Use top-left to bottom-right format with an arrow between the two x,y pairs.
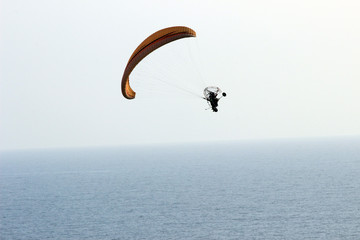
203,87 -> 226,112
121,26 -> 196,99
121,26 -> 226,112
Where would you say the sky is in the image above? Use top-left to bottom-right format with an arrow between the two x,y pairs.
1,0 -> 360,150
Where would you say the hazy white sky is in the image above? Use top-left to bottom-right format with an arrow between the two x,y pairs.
1,0 -> 359,150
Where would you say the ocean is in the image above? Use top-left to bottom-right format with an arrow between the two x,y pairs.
1,138 -> 359,239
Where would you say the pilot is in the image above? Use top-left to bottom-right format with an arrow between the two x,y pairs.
207,92 -> 226,112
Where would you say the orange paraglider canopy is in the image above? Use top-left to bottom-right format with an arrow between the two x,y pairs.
121,26 -> 196,99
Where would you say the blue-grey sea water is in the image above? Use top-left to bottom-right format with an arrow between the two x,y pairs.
1,138 -> 360,240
